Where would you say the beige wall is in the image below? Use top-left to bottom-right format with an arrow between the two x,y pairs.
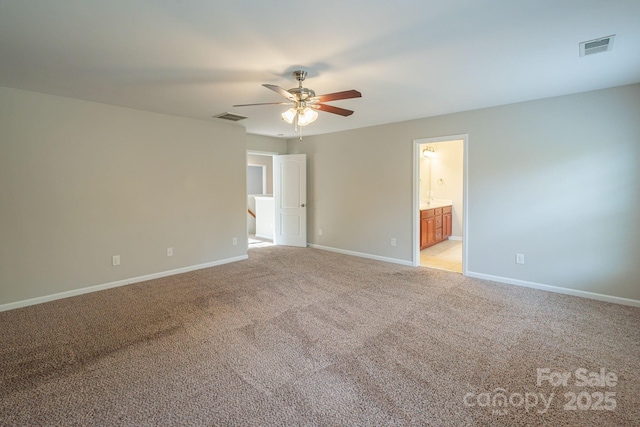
288,84 -> 640,302
0,87 -> 248,306
246,133 -> 287,154
418,147 -> 432,203
3,84 -> 638,307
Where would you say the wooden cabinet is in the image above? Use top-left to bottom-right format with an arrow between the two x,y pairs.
443,206 -> 452,240
420,209 -> 435,249
420,205 -> 452,249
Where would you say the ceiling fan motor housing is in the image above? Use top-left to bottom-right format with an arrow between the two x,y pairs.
288,87 -> 316,101
289,70 -> 314,102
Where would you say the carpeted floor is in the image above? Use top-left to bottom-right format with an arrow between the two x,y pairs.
1,246 -> 639,426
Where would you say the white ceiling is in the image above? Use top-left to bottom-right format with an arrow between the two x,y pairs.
1,1 -> 639,139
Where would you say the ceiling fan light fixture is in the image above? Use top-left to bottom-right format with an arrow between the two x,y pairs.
297,107 -> 318,126
281,108 -> 297,124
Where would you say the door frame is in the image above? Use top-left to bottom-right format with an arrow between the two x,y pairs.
246,150 -> 278,244
412,134 -> 469,274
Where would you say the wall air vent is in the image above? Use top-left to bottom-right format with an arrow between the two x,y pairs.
579,35 -> 615,57
213,112 -> 248,121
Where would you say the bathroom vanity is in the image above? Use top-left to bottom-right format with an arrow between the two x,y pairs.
420,203 -> 452,249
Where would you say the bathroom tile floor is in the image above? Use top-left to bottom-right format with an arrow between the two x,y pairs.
420,239 -> 462,273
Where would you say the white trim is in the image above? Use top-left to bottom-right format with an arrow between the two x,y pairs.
246,150 -> 279,156
309,244 -> 413,266
448,236 -> 462,241
0,255 -> 248,313
466,271 -> 640,307
412,134 -> 469,275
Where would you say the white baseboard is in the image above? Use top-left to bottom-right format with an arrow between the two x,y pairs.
0,255 -> 248,313
466,271 -> 640,307
309,244 -> 413,267
448,236 -> 462,241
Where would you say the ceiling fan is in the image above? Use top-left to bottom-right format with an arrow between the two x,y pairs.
233,70 -> 362,139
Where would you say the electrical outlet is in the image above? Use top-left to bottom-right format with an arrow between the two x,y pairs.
391,238 -> 397,247
167,247 -> 173,257
232,237 -> 238,245
516,253 -> 525,264
112,255 -> 120,266
319,228 -> 323,236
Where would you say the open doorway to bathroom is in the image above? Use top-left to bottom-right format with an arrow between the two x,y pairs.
413,136 -> 467,273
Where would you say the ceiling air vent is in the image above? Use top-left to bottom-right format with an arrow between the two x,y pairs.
213,112 -> 248,121
579,35 -> 615,57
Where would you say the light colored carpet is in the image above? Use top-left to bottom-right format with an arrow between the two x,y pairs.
1,246 -> 638,426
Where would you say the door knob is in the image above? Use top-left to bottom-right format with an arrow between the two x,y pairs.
301,204 -> 305,207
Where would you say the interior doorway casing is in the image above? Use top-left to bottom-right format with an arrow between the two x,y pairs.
412,134 -> 469,274
246,150 -> 278,247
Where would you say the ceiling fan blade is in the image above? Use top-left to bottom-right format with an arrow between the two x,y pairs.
315,90 -> 362,103
314,103 -> 354,117
233,101 -> 291,107
263,84 -> 296,101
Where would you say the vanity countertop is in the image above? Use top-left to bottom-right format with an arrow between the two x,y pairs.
420,200 -> 452,210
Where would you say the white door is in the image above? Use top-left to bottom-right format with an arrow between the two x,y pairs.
273,154 -> 307,247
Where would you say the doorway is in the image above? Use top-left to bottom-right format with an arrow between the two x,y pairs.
247,151 -> 276,248
413,135 -> 468,274
246,152 -> 308,249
